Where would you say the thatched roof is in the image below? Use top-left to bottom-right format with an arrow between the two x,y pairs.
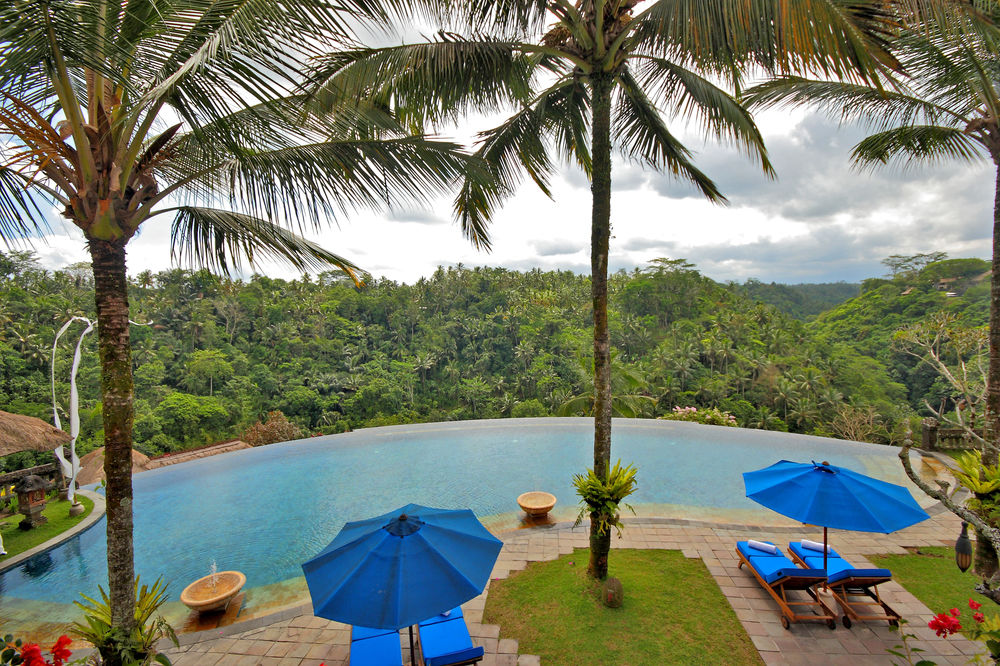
77,447 -> 152,486
0,410 -> 71,458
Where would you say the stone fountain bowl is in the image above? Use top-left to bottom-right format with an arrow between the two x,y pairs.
180,570 -> 246,613
517,491 -> 556,517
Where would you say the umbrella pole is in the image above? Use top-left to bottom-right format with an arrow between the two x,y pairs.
823,526 -> 828,591
409,624 -> 416,665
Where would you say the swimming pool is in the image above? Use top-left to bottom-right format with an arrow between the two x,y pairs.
0,418 -> 931,606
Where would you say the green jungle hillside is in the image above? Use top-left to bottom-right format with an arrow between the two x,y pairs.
0,252 -> 987,471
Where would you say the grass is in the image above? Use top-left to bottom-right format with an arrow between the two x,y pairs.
0,495 -> 95,560
869,545 -> 997,630
483,548 -> 763,665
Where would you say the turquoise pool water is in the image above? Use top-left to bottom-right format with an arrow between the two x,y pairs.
0,418 -> 929,604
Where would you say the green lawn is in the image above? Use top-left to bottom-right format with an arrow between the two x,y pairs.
483,548 -> 763,666
0,495 -> 95,560
869,545 -> 996,629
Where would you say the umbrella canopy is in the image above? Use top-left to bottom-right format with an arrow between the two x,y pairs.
0,410 -> 71,458
743,460 -> 930,533
302,503 -> 503,630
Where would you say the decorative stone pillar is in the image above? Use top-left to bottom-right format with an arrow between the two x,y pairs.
15,475 -> 49,529
922,418 -> 939,450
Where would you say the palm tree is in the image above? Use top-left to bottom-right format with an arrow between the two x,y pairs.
747,11 -> 1000,445
744,4 -> 1000,584
310,0 -> 900,578
0,0 -> 476,646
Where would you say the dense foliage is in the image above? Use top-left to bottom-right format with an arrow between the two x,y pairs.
0,251 -> 989,472
729,280 -> 860,320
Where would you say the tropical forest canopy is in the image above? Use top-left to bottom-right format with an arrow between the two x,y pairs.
0,251 -> 988,471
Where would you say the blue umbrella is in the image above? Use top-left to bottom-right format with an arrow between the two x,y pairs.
743,460 -> 930,571
302,503 -> 503,660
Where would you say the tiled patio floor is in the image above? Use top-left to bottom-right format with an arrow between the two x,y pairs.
160,508 -> 980,665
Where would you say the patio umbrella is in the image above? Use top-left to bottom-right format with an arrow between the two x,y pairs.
302,503 -> 503,662
743,460 -> 930,572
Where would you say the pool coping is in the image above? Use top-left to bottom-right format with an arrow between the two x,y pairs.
165,501 -> 957,647
0,488 -> 105,575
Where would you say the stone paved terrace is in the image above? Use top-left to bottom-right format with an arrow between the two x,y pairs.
157,508 -> 981,665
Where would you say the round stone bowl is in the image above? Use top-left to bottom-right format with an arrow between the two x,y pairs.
517,491 -> 556,517
180,570 -> 246,613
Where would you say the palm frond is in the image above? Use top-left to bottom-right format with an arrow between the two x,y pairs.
851,125 -> 986,170
445,0 -> 549,37
0,166 -> 50,244
633,58 -> 771,174
164,136 -> 475,234
169,206 -> 363,282
623,0 -> 900,85
306,38 -> 545,127
455,77 -> 590,249
742,77 -> 959,133
614,69 -> 727,203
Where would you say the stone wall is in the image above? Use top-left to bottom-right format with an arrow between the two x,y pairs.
921,418 -> 980,451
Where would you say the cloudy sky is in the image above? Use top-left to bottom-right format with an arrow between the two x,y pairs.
26,105 -> 994,286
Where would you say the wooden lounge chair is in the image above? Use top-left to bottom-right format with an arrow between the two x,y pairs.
787,541 -> 898,628
736,540 -> 837,630
351,625 -> 403,666
417,607 -> 485,666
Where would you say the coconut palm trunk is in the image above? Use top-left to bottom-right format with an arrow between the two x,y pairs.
2,0 -> 485,647
308,0 -> 902,582
89,238 -> 137,632
989,160 -> 1000,467
975,159 -> 1000,579
589,73 -> 614,578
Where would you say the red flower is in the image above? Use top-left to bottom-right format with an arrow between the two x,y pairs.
970,599 -> 983,611
975,612 -> 986,624
51,635 -> 72,666
929,612 -> 962,637
950,608 -> 961,617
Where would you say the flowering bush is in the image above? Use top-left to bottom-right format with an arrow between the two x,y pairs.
1,634 -> 72,666
659,406 -> 738,427
904,599 -> 1000,665
241,410 -> 304,447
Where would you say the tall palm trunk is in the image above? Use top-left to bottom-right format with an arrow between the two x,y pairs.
589,73 -> 613,580
977,160 -> 1000,579
89,238 -> 137,638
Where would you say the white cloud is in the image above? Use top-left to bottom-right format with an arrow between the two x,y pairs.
22,109 -> 993,286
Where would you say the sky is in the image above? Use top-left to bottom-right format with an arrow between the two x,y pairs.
24,105 -> 994,287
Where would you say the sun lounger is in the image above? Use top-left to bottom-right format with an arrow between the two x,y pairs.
736,540 -> 837,630
351,625 -> 403,666
787,541 -> 898,628
417,607 -> 485,666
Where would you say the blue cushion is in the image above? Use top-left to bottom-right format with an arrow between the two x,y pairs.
787,542 -> 892,585
827,567 -> 892,585
749,556 -> 815,584
419,606 -> 465,628
350,629 -> 403,666
788,541 -> 842,562
425,646 -> 485,666
737,540 -> 782,561
419,615 -> 479,665
352,625 -> 398,641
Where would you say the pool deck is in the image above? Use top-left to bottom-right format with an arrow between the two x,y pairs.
155,508 -> 980,665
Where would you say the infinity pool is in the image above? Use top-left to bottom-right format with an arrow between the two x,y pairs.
0,418 -> 930,606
